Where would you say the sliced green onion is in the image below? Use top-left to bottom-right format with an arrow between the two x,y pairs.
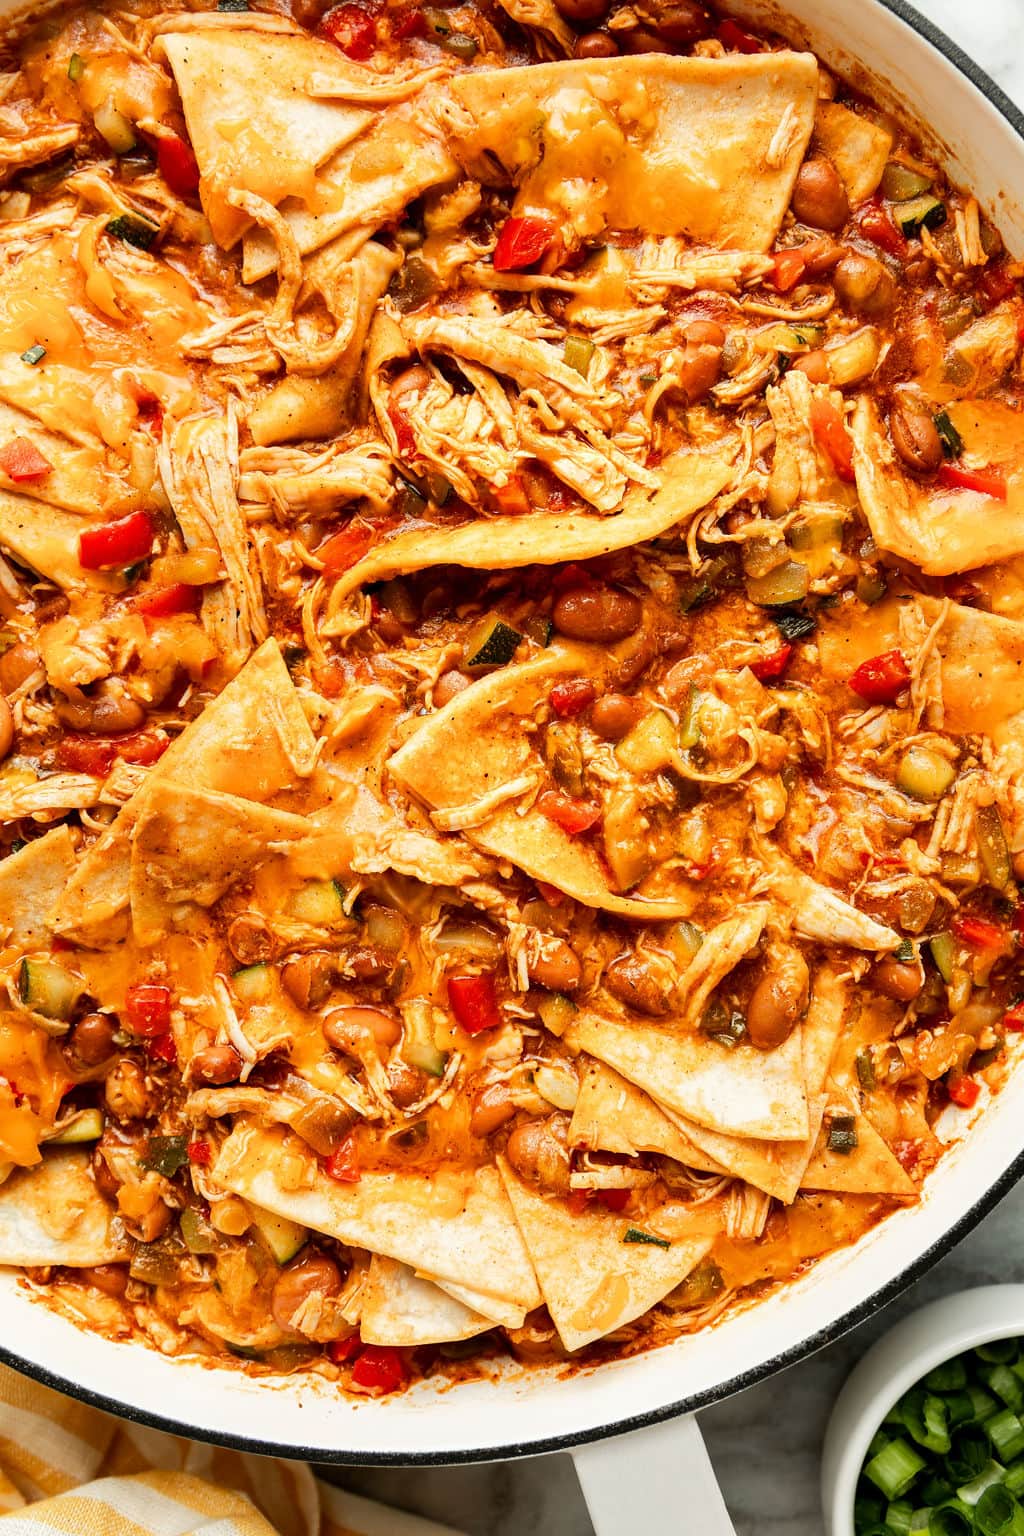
901,1388 -> 952,1454
989,1410 -> 1024,1464
986,1365 -> 1024,1414
957,1460 -> 1007,1506
886,1500 -> 914,1535
918,1472 -> 954,1505
865,1438 -> 927,1500
945,1392 -> 976,1429
926,1358 -> 969,1393
1005,1461 -> 1024,1499
975,1483 -> 1024,1536
67,52 -> 85,81
981,1341 -> 1021,1366
622,1228 -> 670,1249
927,1503 -> 972,1536
564,335 -> 595,377
20,343 -> 45,365
934,409 -> 963,459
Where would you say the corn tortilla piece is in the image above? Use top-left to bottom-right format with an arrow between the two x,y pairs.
388,650 -> 695,919
0,1151 -> 129,1266
53,638 -> 317,944
0,400 -> 113,515
447,53 -> 818,252
130,783 -> 310,945
359,1256 -> 495,1347
242,111 -> 457,282
160,31 -> 375,249
817,592 -> 1024,745
425,1279 -> 526,1329
498,1158 -> 711,1352
569,1060 -> 727,1176
0,489 -> 119,593
801,1085 -> 918,1196
565,1011 -> 809,1142
212,1123 -> 542,1312
331,450 -> 736,599
0,825 -> 78,950
813,101 -> 892,204
851,395 -> 1024,576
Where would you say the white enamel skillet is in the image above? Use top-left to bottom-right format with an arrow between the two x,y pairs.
2,3 -> 1023,1531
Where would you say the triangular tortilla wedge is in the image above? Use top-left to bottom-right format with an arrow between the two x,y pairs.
851,395 -> 1024,576
818,592 -> 1024,746
0,825 -> 77,950
447,53 -> 818,252
331,451 -> 735,599
569,1060 -> 727,1176
287,786 -> 494,891
213,1123 -> 542,1311
565,1011 -> 809,1141
498,1158 -> 710,1351
130,783 -> 310,945
388,650 -> 694,919
0,489 -> 118,593
425,1278 -> 526,1329
242,111 -> 457,282
801,1087 -> 918,1196
0,1151 -> 129,1266
359,1256 -> 494,1347
813,101 -> 891,205
54,638 -> 317,943
0,400 -> 114,514
161,31 -> 375,248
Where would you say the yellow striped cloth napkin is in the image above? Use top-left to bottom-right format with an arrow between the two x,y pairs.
0,1366 -> 463,1536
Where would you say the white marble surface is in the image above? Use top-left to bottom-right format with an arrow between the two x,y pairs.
328,6 -> 1024,1532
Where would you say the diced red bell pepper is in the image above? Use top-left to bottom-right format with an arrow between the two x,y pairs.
947,1074 -> 980,1109
319,3 -> 376,58
596,1188 -> 630,1212
716,16 -> 762,51
937,463 -> 1008,501
327,1334 -> 363,1364
324,1133 -> 361,1183
537,790 -> 601,836
56,730 -> 168,776
952,914 -> 1006,951
1002,1002 -> 1024,1033
493,216 -> 558,273
550,679 -> 596,719
750,643 -> 793,682
769,249 -> 807,294
187,1140 -> 212,1167
157,132 -> 200,199
387,400 -> 417,459
448,972 -> 502,1035
318,522 -> 376,577
493,476 -> 532,516
136,394 -> 163,435
134,582 -> 203,619
125,983 -> 172,1037
0,436 -> 52,482
392,7 -> 425,37
149,1031 -> 177,1064
848,649 -> 910,705
79,509 -> 155,571
351,1344 -> 409,1393
858,197 -> 908,258
535,880 -> 566,907
810,397 -> 856,483
978,262 -> 1018,309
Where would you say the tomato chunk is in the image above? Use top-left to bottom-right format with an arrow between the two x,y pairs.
318,522 -> 376,577
125,983 -> 172,1037
157,132 -> 200,199
550,679 -> 596,719
320,3 -> 376,58
809,397 -> 856,483
149,1032 -> 177,1064
79,509 -> 155,571
947,1075 -> 980,1109
952,914 -> 1006,951
0,436 -> 52,482
1003,1002 -> 1024,1033
327,1334 -> 363,1363
537,789 -> 601,835
716,16 -> 762,51
937,463 -> 1008,500
978,261 -> 1018,309
448,972 -> 502,1035
493,216 -> 558,273
351,1344 -> 408,1393
750,644 -> 793,682
324,1133 -> 361,1183
596,1188 -> 630,1212
769,249 -> 807,294
56,730 -> 168,776
387,400 -> 417,459
848,649 -> 910,705
134,582 -> 203,619
858,197 -> 908,258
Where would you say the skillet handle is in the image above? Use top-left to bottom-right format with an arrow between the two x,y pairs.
572,1413 -> 737,1535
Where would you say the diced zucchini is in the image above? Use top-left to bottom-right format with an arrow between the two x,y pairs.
536,991 -> 576,1036
747,560 -> 810,606
934,409 -> 963,459
667,920 -> 704,966
465,616 -> 523,671
615,710 -> 676,774
247,1203 -> 307,1264
67,52 -> 86,82
289,879 -> 346,926
403,1037 -> 448,1077
564,335 -> 595,377
106,213 -> 158,250
233,963 -> 271,1004
522,614 -> 553,646
18,958 -> 83,1021
677,684 -> 702,750
881,163 -> 933,201
180,1206 -> 220,1255
827,1112 -> 858,1154
401,1003 -> 447,1077
856,572 -> 887,606
895,193 -> 946,235
896,746 -> 956,802
929,931 -> 956,983
976,803 -> 1012,890
755,322 -> 824,355
49,1108 -> 104,1144
789,513 -> 846,551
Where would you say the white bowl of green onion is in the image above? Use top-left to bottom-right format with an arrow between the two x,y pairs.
823,1286 -> 1024,1535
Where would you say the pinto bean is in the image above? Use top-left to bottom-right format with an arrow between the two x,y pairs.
746,948 -> 810,1050
282,952 -> 335,1010
227,913 -> 277,967
590,692 -> 639,740
553,587 -> 642,643
81,1263 -> 128,1297
0,641 -> 40,695
324,1006 -> 402,1057
527,939 -> 582,992
873,957 -> 924,1002
505,1114 -> 571,1194
605,953 -> 671,1017
91,1146 -> 120,1202
470,1082 -> 516,1137
576,29 -> 618,56
104,1059 -> 154,1121
68,1012 -> 118,1067
620,26 -> 673,52
271,1253 -> 342,1333
387,1059 -> 426,1108
190,1044 -> 243,1086
889,400 -> 944,475
834,252 -> 896,317
0,696 -> 12,761
434,668 -> 472,707
54,681 -> 146,735
651,0 -> 711,43
553,0 -> 606,19
675,331 -> 724,403
791,158 -> 850,231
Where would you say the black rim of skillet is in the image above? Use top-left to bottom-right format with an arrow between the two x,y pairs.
5,0 -> 1024,1469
